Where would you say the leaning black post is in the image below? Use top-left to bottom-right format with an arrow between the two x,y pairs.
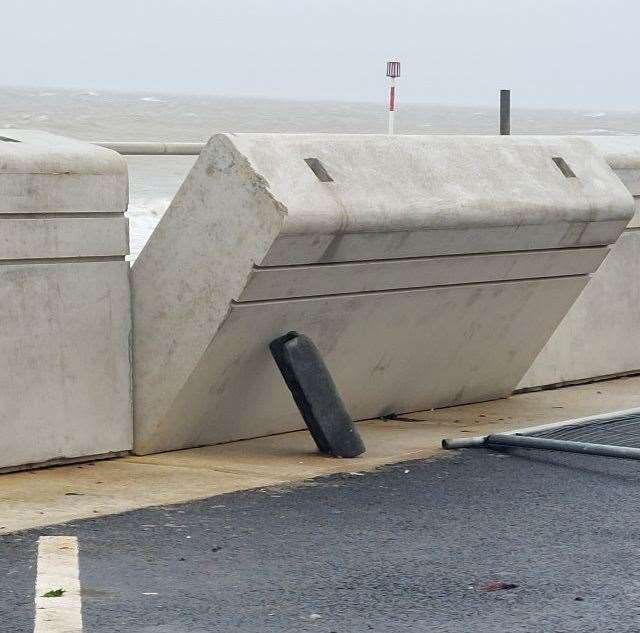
500,89 -> 511,135
269,332 -> 365,458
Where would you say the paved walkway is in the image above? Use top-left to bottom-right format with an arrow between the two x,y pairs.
3,375 -> 640,534
4,444 -> 640,632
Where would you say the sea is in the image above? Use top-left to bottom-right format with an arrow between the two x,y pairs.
3,86 -> 640,260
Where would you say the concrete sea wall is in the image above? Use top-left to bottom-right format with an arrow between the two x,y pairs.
1,130 -> 639,468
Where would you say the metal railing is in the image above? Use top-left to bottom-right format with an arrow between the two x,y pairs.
442,406 -> 640,461
92,142 -> 205,156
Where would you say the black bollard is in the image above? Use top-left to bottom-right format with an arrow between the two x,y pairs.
269,332 -> 366,458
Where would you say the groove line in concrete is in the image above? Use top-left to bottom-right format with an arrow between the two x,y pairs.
254,244 -> 607,270
0,256 -> 125,265
234,272 -> 588,305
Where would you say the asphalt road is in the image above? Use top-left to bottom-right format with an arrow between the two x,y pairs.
3,446 -> 640,632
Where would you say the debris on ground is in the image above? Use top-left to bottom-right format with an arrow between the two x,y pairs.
42,588 -> 65,598
480,580 -> 519,592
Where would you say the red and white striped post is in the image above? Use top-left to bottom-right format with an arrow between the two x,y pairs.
386,61 -> 401,134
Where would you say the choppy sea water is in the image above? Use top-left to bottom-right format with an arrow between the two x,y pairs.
2,86 -> 640,259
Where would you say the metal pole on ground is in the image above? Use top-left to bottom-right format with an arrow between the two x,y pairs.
386,61 -> 401,134
500,89 -> 511,135
441,406 -> 640,462
484,434 -> 640,461
442,407 -> 640,450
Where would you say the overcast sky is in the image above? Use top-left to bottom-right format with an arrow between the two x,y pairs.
3,0 -> 638,109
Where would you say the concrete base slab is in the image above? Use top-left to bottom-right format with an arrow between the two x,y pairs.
2,375 -> 640,534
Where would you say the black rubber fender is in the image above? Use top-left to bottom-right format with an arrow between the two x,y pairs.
269,331 -> 366,458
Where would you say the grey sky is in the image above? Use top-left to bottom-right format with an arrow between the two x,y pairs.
3,0 -> 638,109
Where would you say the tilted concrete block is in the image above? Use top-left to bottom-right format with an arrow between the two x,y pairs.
0,130 -> 132,470
131,134 -> 634,455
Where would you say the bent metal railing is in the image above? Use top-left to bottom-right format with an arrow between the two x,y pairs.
443,407 -> 640,461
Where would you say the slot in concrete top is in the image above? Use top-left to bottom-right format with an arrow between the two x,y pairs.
230,133 -> 632,237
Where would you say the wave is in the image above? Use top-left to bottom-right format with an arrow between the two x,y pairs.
127,197 -> 171,262
577,128 -> 619,134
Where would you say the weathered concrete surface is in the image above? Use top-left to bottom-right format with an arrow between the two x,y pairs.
155,277 -> 587,449
132,134 -> 632,454
0,129 -> 127,213
0,216 -> 128,260
1,375 -> 639,535
521,136 -> 640,388
521,232 -> 640,386
241,247 -> 608,300
0,130 -> 132,470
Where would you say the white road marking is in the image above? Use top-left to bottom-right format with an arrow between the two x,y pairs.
34,536 -> 83,633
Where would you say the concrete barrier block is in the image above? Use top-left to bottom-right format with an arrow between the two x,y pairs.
586,135 -> 640,227
521,135 -> 640,388
520,232 -> 640,387
0,131 -> 132,470
0,130 -> 127,214
132,134 -> 633,454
